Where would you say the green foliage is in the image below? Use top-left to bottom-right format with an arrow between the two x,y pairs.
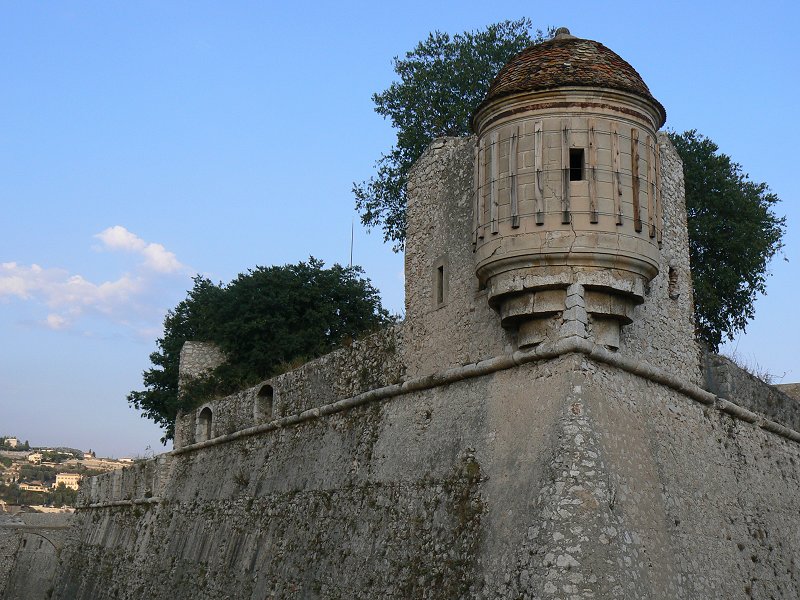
39,450 -> 68,464
0,482 -> 78,508
669,130 -> 785,351
0,437 -> 28,451
48,483 -> 78,507
19,464 -> 57,484
0,456 -> 11,468
354,19 -> 549,249
0,483 -> 39,506
129,257 -> 390,442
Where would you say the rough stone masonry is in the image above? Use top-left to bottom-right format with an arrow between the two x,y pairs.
5,28 -> 800,600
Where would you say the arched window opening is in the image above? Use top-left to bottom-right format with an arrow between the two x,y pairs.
197,407 -> 213,442
257,384 -> 274,420
668,266 -> 679,299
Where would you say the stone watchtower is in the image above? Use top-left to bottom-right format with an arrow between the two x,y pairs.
472,27 -> 666,349
405,27 -> 697,382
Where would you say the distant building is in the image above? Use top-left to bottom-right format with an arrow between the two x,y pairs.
19,482 -> 48,493
27,453 -> 42,464
5,437 -> 18,448
55,473 -> 82,491
118,458 -> 134,464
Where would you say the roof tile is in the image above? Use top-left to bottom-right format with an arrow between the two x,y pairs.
476,34 -> 665,126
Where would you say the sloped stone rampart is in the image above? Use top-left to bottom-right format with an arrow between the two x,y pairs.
0,522 -> 16,596
0,512 -> 72,600
37,344 -> 800,599
51,357 -> 577,600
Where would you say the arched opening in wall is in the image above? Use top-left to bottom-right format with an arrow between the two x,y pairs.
197,407 -> 213,442
668,266 -> 679,299
257,384 -> 274,421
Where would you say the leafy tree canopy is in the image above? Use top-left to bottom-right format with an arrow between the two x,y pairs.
129,258 -> 390,442
669,130 -> 785,351
354,19 -> 550,249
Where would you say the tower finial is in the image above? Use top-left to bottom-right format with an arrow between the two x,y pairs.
554,27 -> 575,39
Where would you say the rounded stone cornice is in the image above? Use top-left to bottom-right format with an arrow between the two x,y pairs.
473,86 -> 664,137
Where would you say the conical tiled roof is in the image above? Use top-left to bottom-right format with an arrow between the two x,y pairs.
474,28 -> 666,127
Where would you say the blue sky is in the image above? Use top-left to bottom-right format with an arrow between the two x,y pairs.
1,1 -> 797,456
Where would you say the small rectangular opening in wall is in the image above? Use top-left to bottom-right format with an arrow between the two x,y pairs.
569,148 -> 584,181
436,265 -> 444,305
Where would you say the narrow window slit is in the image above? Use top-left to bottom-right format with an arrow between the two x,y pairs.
569,148 -> 585,181
436,265 -> 444,305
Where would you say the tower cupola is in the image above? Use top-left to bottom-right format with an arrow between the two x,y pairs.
471,28 -> 666,349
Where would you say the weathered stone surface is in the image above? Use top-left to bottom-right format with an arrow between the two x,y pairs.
35,350 -> 800,600
621,133 -> 701,385
174,326 -> 405,450
0,512 -> 72,600
403,136 -> 510,377
704,352 -> 800,432
178,341 -> 227,392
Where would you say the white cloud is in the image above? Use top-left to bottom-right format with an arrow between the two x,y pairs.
2,227 -> 188,334
140,242 -> 183,273
0,262 -> 33,298
0,263 -> 144,314
95,225 -> 146,252
44,314 -> 68,330
95,226 -> 185,274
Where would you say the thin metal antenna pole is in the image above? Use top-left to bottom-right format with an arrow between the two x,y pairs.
349,218 -> 354,269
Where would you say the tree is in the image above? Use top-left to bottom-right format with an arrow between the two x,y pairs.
48,483 -> 78,508
668,131 -> 785,351
129,258 -> 389,442
354,19 -> 550,249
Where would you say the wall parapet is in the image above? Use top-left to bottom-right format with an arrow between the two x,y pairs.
704,353 -> 800,431
174,325 -> 405,449
171,335 -> 800,458
77,454 -> 172,508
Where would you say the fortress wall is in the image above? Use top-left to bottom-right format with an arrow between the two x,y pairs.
0,513 -> 73,600
704,353 -> 800,431
577,360 -> 800,599
174,326 -> 404,449
31,344 -> 800,599
80,454 -> 173,507
178,341 -> 227,389
621,133 -> 701,385
50,356 -> 583,600
0,525 -> 15,596
403,136 -> 509,378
